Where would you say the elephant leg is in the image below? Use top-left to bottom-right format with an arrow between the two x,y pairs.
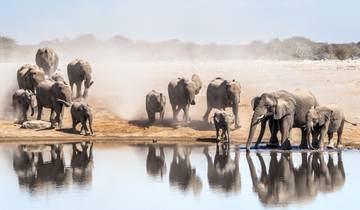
58,105 -> 65,128
203,106 -> 212,123
327,132 -> 335,149
226,128 -> 230,143
72,118 -> 79,132
22,107 -> 28,122
50,108 -> 56,128
70,82 -> 75,98
171,103 -> 179,121
280,117 -> 293,150
37,105 -> 43,120
183,104 -> 190,122
318,124 -> 329,151
232,105 -> 240,128
299,128 -> 309,149
76,82 -> 82,99
81,120 -> 90,135
160,110 -> 165,121
268,120 -> 280,148
336,121 -> 344,148
215,127 -> 220,141
255,120 -> 266,148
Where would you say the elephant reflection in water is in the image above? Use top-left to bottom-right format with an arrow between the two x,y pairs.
204,143 -> 241,193
146,145 -> 166,178
12,142 -> 94,192
246,151 -> 345,206
169,146 -> 202,194
71,142 -> 93,185
13,144 -> 67,191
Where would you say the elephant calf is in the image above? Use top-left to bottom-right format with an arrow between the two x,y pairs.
306,104 -> 357,150
214,111 -> 234,142
71,101 -> 94,135
146,90 -> 166,123
67,59 -> 94,99
12,89 -> 37,123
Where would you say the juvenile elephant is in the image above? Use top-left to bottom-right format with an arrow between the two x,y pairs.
35,47 -> 59,76
67,59 -> 94,98
71,101 -> 94,135
36,80 -> 72,128
146,145 -> 166,178
146,90 -> 166,123
12,89 -> 37,123
203,77 -> 241,128
246,89 -> 318,150
17,64 -> 45,93
213,111 -> 234,142
168,74 -> 202,122
305,104 -> 357,150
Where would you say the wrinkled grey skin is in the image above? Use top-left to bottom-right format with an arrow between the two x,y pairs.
36,80 -> 72,128
169,146 -> 202,194
246,89 -> 318,150
203,77 -> 241,128
35,47 -> 59,76
17,64 -> 45,93
168,74 -> 202,122
204,144 -> 240,193
12,89 -> 37,123
146,145 -> 166,178
213,111 -> 234,142
146,90 -> 166,123
67,59 -> 94,98
246,151 -> 345,206
306,104 -> 357,150
71,101 -> 94,135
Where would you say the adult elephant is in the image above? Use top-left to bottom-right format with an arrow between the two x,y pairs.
67,59 -> 94,98
246,89 -> 318,150
17,64 -> 45,93
168,74 -> 202,122
36,80 -> 72,128
35,47 -> 59,76
203,77 -> 241,128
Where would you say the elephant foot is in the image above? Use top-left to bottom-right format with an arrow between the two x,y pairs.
281,140 -> 292,150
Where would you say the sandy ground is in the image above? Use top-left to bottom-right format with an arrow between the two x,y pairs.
0,60 -> 359,147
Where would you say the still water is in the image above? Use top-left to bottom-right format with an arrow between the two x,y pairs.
0,142 -> 358,210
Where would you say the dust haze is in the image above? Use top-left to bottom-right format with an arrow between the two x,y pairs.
1,44 -> 360,123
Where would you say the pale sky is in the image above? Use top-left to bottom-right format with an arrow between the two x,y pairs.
1,0 -> 359,44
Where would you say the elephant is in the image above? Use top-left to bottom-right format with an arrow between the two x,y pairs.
146,145 -> 166,178
246,89 -> 318,150
71,101 -> 94,135
50,70 -> 66,83
305,104 -> 357,150
213,111 -> 234,142
35,47 -> 59,76
17,64 -> 45,93
67,59 -> 94,98
36,79 -> 72,128
169,146 -> 202,194
71,142 -> 93,185
203,144 -> 240,193
168,74 -> 202,122
203,77 -> 241,128
146,90 -> 166,123
12,89 -> 37,123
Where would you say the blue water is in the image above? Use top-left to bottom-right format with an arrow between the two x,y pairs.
0,142 -> 358,210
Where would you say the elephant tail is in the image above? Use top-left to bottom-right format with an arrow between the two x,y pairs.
344,119 -> 357,126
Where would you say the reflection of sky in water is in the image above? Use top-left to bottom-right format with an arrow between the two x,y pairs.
0,144 -> 359,210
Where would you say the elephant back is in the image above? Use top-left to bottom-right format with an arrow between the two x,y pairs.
292,89 -> 319,127
17,64 -> 45,91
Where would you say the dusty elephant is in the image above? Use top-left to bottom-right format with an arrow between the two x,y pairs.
71,101 -> 94,135
67,59 -> 94,98
305,104 -> 357,150
168,74 -> 202,122
146,90 -> 166,123
246,89 -> 318,150
12,89 -> 37,123
213,111 -> 234,142
17,64 -> 45,93
35,47 -> 59,76
36,80 -> 72,128
203,77 -> 241,128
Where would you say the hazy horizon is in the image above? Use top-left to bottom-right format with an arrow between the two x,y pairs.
1,0 -> 360,45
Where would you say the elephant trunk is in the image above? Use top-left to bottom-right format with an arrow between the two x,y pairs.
232,103 -> 240,128
246,114 -> 261,150
306,122 -> 313,148
88,114 -> 93,135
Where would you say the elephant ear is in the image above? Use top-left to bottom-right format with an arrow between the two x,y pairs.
250,96 -> 261,111
274,97 -> 295,120
318,109 -> 332,126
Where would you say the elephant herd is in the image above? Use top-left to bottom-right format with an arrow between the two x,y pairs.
12,47 -> 94,135
146,144 -> 345,204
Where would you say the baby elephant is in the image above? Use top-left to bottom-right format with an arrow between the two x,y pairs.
71,102 -> 93,135
12,89 -> 37,123
146,90 -> 166,123
306,104 -> 357,150
214,111 -> 234,142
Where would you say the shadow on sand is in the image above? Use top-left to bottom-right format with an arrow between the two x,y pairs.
129,119 -> 214,131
